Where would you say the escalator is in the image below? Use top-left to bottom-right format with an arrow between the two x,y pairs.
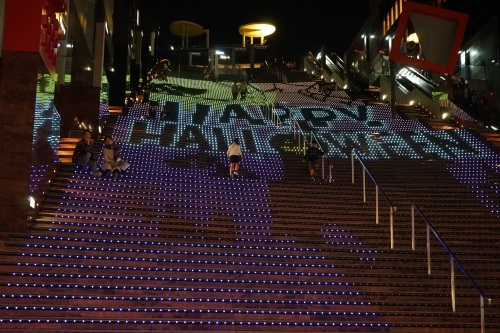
303,52 -> 348,89
395,66 -> 437,98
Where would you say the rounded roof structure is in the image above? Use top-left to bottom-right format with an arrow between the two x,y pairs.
238,22 -> 276,38
169,21 -> 205,37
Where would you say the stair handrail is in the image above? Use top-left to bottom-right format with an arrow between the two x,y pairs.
351,149 -> 397,249
289,115 -> 333,182
411,203 -> 492,333
309,132 -> 332,181
271,104 -> 283,127
291,113 -> 306,153
251,83 -> 283,127
352,148 -> 492,331
250,83 -> 277,126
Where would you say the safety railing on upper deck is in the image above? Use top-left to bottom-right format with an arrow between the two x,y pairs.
351,148 -> 493,332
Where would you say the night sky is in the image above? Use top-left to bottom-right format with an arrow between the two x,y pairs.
138,0 -> 370,63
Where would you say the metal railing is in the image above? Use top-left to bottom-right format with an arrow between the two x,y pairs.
251,84 -> 275,124
254,86 -> 282,127
309,131 -> 326,180
411,204 -> 492,333
351,149 -> 493,332
290,115 -> 334,182
270,104 -> 283,127
351,149 -> 397,248
291,115 -> 306,153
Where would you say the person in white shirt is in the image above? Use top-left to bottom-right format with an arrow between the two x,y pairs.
102,135 -> 123,180
227,138 -> 243,177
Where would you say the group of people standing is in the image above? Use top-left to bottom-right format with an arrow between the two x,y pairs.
231,79 -> 248,100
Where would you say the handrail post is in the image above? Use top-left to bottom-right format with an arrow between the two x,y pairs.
390,205 -> 394,249
322,156 -> 325,179
329,163 -> 332,182
375,185 -> 379,225
411,205 -> 415,250
426,225 -> 431,275
450,256 -> 456,312
480,296 -> 485,333
351,151 -> 355,184
363,168 -> 366,203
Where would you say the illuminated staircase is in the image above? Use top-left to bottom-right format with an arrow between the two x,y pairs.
0,78 -> 499,332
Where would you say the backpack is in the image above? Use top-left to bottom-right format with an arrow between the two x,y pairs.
307,147 -> 319,161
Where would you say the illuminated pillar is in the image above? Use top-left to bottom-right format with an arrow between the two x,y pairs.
390,60 -> 397,119
93,23 -> 106,87
54,0 -> 100,139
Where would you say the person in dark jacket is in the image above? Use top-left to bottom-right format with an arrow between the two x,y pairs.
72,129 -> 102,177
239,79 -> 248,100
303,140 -> 324,179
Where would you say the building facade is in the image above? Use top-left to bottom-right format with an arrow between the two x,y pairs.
0,0 -> 141,233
